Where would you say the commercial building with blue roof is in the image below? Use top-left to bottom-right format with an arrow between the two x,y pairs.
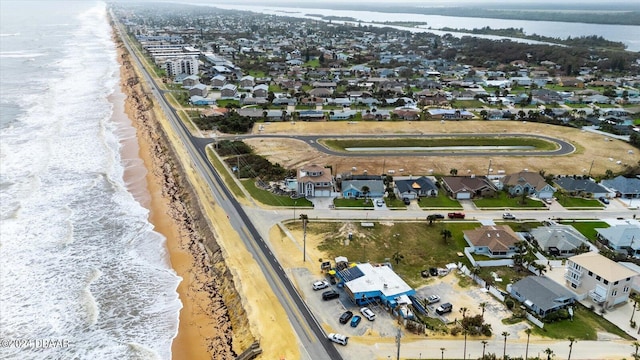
337,263 -> 416,308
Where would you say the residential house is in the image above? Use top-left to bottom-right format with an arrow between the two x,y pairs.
565,252 -> 637,307
189,95 -> 215,106
312,81 -> 337,89
509,276 -> 575,318
220,84 -> 238,99
601,176 -> 640,200
501,171 -> 556,199
297,164 -> 334,197
554,177 -> 611,199
210,74 -> 227,89
426,109 -> 474,120
392,108 -> 421,120
596,224 -> 640,257
189,83 -> 208,97
341,179 -> 385,199
463,225 -> 522,257
182,75 -> 200,87
252,84 -> 268,98
309,88 -> 333,98
394,177 -> 438,200
530,224 -> 590,256
240,75 -> 255,89
297,110 -> 325,121
440,176 -> 497,200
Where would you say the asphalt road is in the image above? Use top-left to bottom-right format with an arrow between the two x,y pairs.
212,132 -> 576,157
112,14 -> 342,360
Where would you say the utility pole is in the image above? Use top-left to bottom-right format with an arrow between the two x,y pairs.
395,328 -> 401,360
588,159 -> 594,177
300,214 -> 308,262
487,159 -> 492,177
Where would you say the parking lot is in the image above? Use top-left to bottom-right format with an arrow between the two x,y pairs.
415,272 -> 529,335
291,267 -> 402,340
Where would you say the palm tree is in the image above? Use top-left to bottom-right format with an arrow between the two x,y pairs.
392,250 -> 404,265
502,331 -> 510,360
525,328 -> 532,360
544,347 -> 555,360
472,266 -> 481,282
479,302 -> 487,321
567,337 -> 576,360
440,229 -> 452,245
460,307 -> 468,360
361,185 -> 370,200
631,294 -> 639,323
440,347 -> 445,360
300,214 -> 308,262
481,340 -> 489,359
631,341 -> 640,360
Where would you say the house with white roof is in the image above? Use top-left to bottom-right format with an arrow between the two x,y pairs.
564,252 -> 638,308
338,263 -> 416,308
596,224 -> 640,257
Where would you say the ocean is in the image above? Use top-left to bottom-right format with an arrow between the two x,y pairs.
0,1 -> 181,359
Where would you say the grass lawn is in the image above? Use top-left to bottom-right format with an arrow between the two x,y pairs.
206,148 -> 245,199
556,196 -> 604,209
418,192 -> 462,209
291,221 -> 479,287
268,84 -> 283,93
532,303 -> 633,340
386,197 -> 407,208
473,192 -> 545,209
216,99 -> 241,108
558,221 -> 609,242
333,198 -> 374,208
451,100 -> 485,109
477,266 -> 528,292
241,179 -> 313,207
321,137 -> 556,152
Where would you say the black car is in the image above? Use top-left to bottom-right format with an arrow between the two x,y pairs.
403,197 -> 411,205
339,311 -> 353,324
599,197 -> 610,204
322,290 -> 340,300
436,302 -> 453,315
431,214 -> 445,219
429,267 -> 438,277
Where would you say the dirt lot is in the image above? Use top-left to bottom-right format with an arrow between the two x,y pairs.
244,120 -> 637,177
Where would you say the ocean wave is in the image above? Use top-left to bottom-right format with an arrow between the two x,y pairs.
0,51 -> 47,58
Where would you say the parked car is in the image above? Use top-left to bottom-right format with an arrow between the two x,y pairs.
502,213 -> 516,220
403,197 -> 411,205
429,267 -> 439,276
339,311 -> 353,324
350,315 -> 362,327
431,213 -> 445,219
436,302 -> 453,315
327,333 -> 348,346
312,280 -> 330,290
599,197 -> 610,204
360,307 -> 376,321
376,199 -> 384,207
322,290 -> 339,300
426,295 -> 441,304
447,212 -> 465,219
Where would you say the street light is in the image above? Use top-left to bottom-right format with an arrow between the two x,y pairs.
293,199 -> 297,220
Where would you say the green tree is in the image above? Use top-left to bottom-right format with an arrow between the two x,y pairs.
525,328 -> 532,360
544,347 -> 555,360
361,185 -> 370,200
450,168 -> 458,176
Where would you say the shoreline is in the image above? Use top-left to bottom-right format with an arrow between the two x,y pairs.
112,37 -> 227,359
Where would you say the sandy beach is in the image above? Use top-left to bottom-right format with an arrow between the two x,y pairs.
113,38 -> 233,359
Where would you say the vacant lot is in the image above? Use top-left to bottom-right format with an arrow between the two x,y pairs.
244,121 -> 636,177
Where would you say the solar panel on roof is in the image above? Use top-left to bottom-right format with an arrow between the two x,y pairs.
339,266 -> 364,282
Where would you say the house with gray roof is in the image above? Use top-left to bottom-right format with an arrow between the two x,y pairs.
500,171 -> 556,199
596,224 -> 640,257
341,179 -> 385,199
554,177 -> 610,199
601,175 -> 640,200
441,176 -> 497,200
509,276 -> 575,318
394,177 -> 438,200
530,224 -> 590,256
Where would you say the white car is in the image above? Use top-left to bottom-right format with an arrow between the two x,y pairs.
376,199 -> 384,207
360,307 -> 376,321
312,280 -> 330,290
502,213 -> 516,220
327,333 -> 348,346
426,295 -> 441,304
